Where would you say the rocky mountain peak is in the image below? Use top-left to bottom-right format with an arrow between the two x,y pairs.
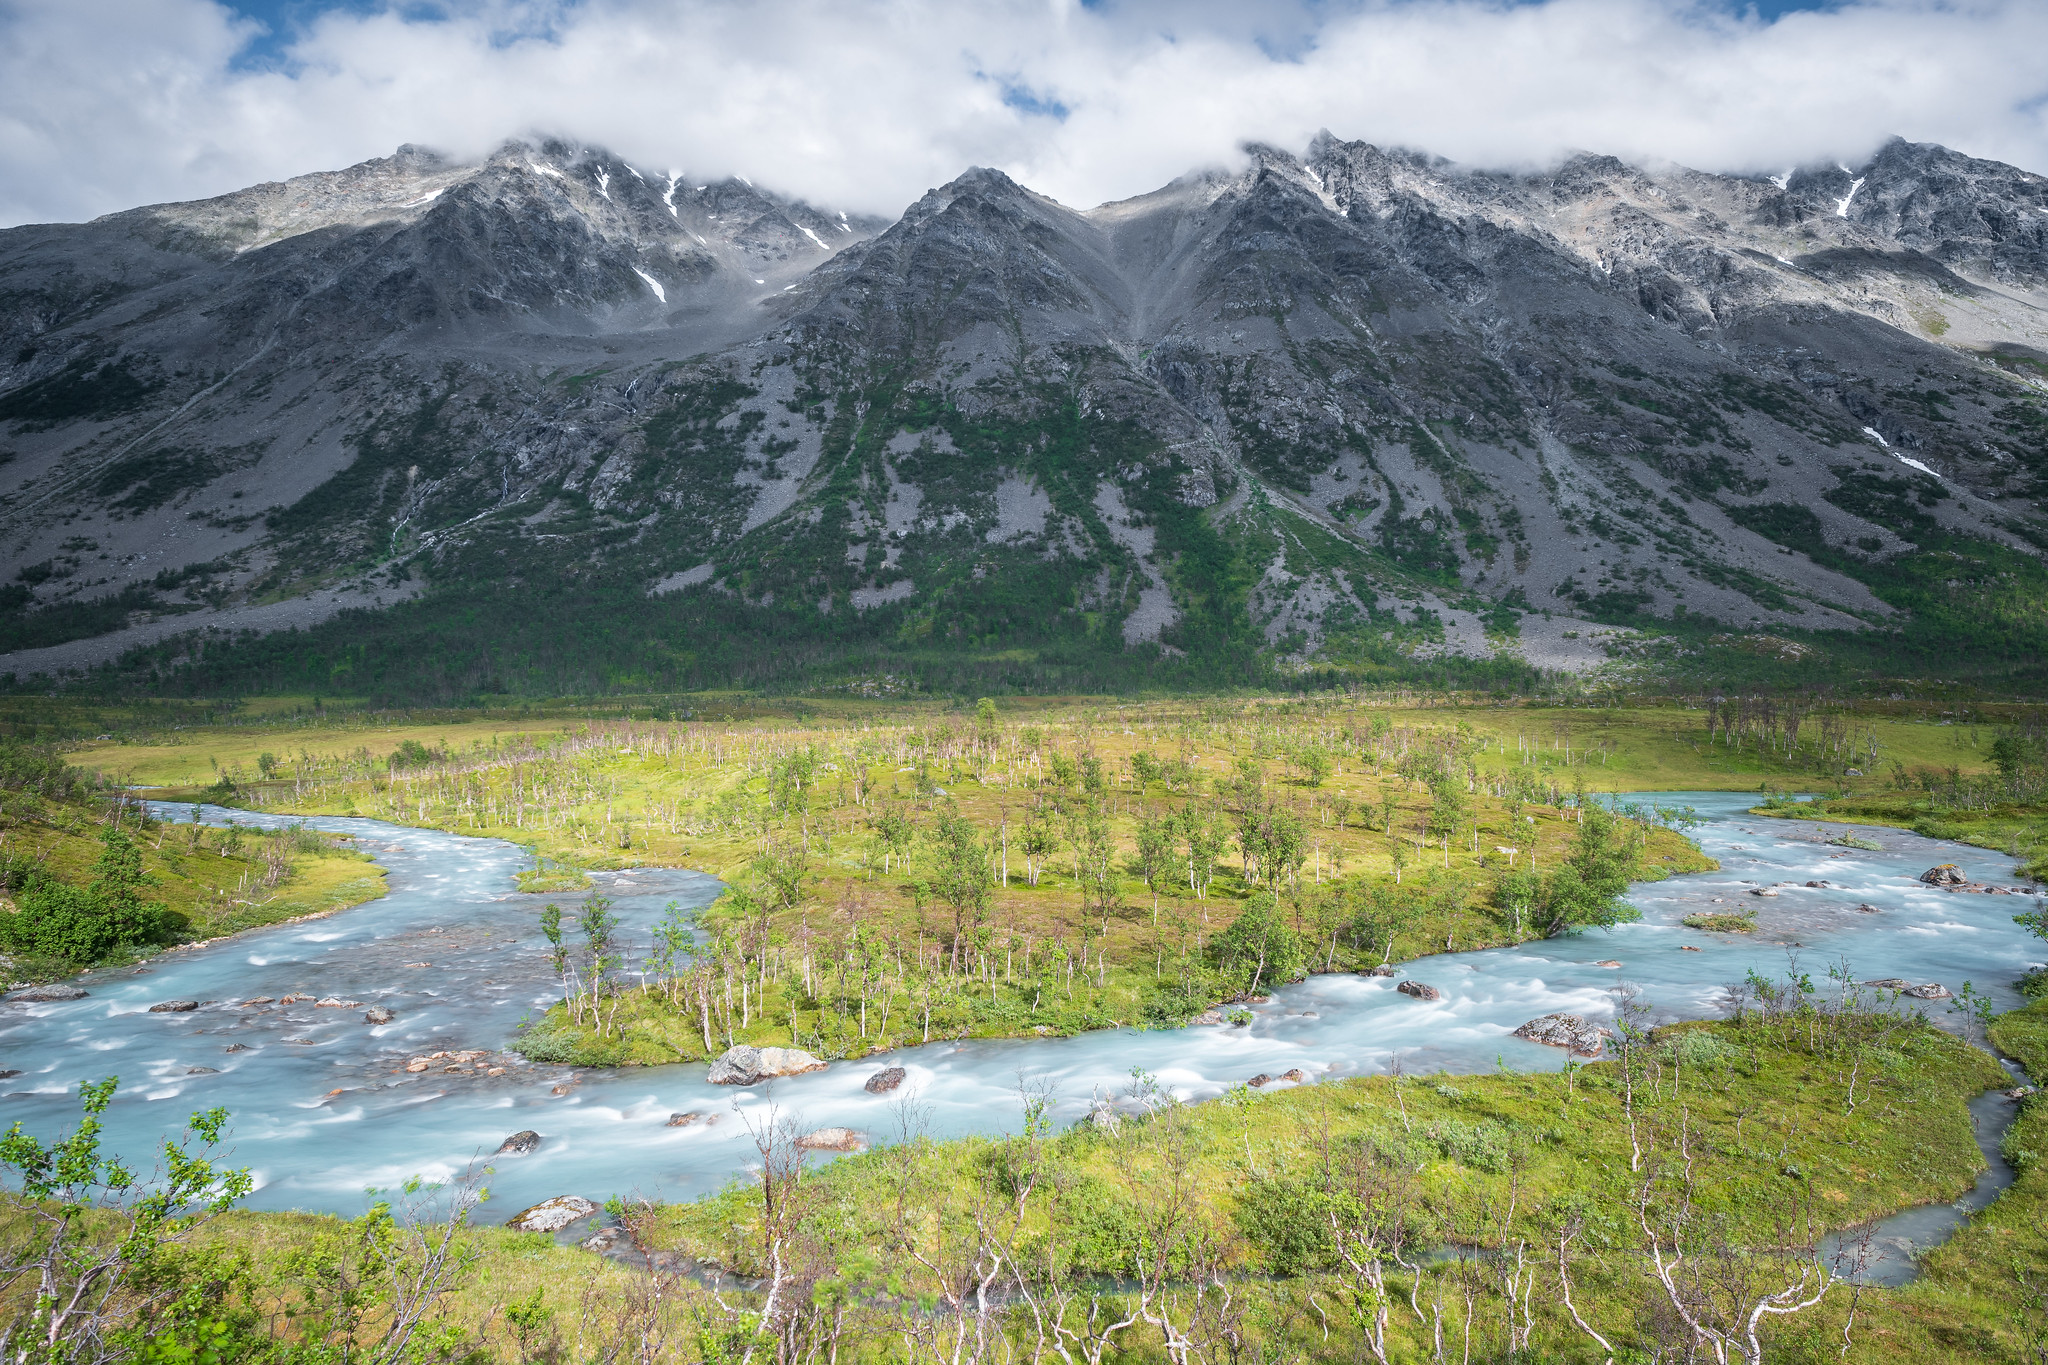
2,134 -> 2046,694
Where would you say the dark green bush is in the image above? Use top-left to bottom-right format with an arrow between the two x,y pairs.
0,826 -> 175,966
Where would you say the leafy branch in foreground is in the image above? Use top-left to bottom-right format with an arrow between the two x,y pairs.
0,1076 -> 249,1365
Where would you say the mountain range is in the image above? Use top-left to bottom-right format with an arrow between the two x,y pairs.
3,132 -> 2046,699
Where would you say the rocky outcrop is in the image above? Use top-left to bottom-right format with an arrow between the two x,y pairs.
864,1066 -> 907,1094
404,1049 -> 492,1073
706,1045 -> 826,1086
1512,1015 -> 1609,1058
7,984 -> 87,1002
507,1195 -> 597,1233
495,1130 -> 543,1156
1396,981 -> 1442,1001
796,1127 -> 865,1152
1862,978 -> 1953,999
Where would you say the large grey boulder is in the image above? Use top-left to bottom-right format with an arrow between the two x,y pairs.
8,984 -> 87,1002
1512,1014 -> 1609,1058
507,1195 -> 596,1232
706,1045 -> 826,1086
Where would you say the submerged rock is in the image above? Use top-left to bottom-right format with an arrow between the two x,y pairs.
706,1045 -> 826,1086
186,1066 -> 218,1075
1396,981 -> 1442,1001
665,1111 -> 709,1127
149,1000 -> 199,1013
8,984 -> 87,1002
864,1066 -> 907,1094
796,1126 -> 865,1152
507,1195 -> 597,1232
364,1006 -> 395,1025
581,1225 -> 625,1253
1512,1014 -> 1608,1058
495,1130 -> 543,1156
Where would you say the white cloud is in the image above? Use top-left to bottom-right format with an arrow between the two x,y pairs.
2,0 -> 2045,228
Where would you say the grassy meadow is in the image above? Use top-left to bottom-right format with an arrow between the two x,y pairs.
12,692 -> 2048,1362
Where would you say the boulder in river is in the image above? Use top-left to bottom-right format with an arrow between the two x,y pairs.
1596,960 -> 1623,969
1512,1015 -> 1609,1058
665,1111 -> 709,1127
1855,904 -> 1880,913
315,997 -> 363,1009
223,1044 -> 249,1053
0,1070 -> 18,1080
239,997 -> 274,1006
1901,982 -> 1952,1000
363,1007 -> 395,1025
706,1045 -> 826,1086
8,984 -> 87,1002
1365,964 -> 1399,978
1396,981 -> 1442,1001
1919,864 -> 1967,886
1246,1073 -> 1273,1087
1280,1069 -> 1307,1082
495,1130 -> 543,1156
796,1126 -> 865,1152
864,1066 -> 907,1094
149,1000 -> 199,1013
507,1195 -> 597,1232
186,1067 -> 218,1075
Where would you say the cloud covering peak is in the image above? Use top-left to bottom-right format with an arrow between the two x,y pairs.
4,0 -> 2046,228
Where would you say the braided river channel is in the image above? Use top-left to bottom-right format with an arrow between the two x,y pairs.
2,794 -> 2042,1282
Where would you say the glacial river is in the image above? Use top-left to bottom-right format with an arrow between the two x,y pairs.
1,794 -> 2041,1280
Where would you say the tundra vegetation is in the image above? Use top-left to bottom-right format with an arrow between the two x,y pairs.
11,690 -> 2047,1362
5,976 -> 2045,1363
0,738 -> 384,981
117,698 -> 1727,1065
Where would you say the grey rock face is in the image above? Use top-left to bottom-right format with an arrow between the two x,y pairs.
4,135 -> 2048,681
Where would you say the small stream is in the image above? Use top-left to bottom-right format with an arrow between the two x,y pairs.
1,793 -> 2042,1281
